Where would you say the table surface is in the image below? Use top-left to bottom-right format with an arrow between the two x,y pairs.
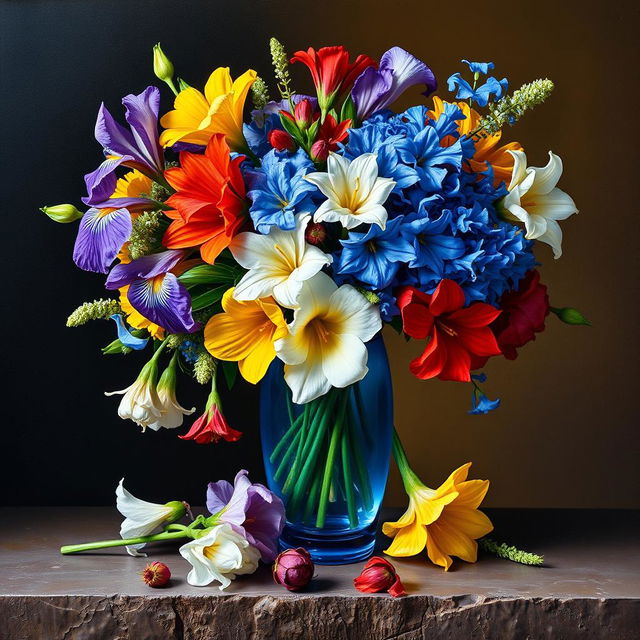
1,507 -> 639,599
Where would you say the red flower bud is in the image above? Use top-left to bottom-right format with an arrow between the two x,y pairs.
268,129 -> 296,152
305,222 -> 328,246
354,556 -> 406,597
310,139 -> 330,163
142,561 -> 171,588
294,99 -> 313,127
273,547 -> 314,591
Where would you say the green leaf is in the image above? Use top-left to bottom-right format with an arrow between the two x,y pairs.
178,263 -> 240,288
102,339 -> 131,355
340,96 -> 357,124
177,77 -> 191,91
220,359 -> 238,390
279,113 -> 305,145
190,285 -> 227,311
305,119 -> 320,145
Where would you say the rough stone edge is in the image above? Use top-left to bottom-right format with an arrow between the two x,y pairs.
1,594 -> 639,640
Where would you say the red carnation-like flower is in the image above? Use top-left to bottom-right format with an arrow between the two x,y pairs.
354,556 -> 406,597
180,391 -> 242,445
397,280 -> 502,382
491,270 -> 549,360
162,134 -> 247,264
310,114 -> 352,162
291,46 -> 375,110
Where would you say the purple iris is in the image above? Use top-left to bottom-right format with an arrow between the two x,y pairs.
83,86 -> 164,207
206,469 -> 285,562
351,47 -> 436,121
105,250 -> 199,334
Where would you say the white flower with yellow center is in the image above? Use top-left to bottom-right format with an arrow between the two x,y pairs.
146,355 -> 195,431
502,150 -> 578,259
274,272 -> 382,404
179,523 -> 260,589
305,153 -> 395,231
230,213 -> 332,308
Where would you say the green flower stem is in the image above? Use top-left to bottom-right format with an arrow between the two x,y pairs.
340,423 -> 358,527
60,529 -> 189,555
479,538 -> 544,566
392,427 -> 422,494
269,411 -> 305,463
316,391 -> 348,528
285,388 -> 295,427
303,472 -> 323,524
353,384 -> 373,447
346,402 -> 373,511
281,402 -> 314,494
274,427 -> 303,482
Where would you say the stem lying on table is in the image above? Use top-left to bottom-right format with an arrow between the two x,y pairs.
60,529 -> 189,555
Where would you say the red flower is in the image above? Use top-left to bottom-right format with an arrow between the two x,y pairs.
310,114 -> 351,162
354,557 -> 406,597
491,270 -> 549,360
162,134 -> 247,264
268,129 -> 296,152
281,98 -> 316,129
179,398 -> 242,445
397,280 -> 502,382
291,46 -> 375,110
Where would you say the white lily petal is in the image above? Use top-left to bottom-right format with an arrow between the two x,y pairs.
349,202 -> 388,230
527,151 -> 562,196
528,187 -> 578,221
234,270 -> 284,301
284,360 -> 333,405
507,150 -> 528,190
537,219 -> 564,259
229,232 -> 276,270
348,153 -> 379,195
305,171 -> 339,201
523,213 -> 548,240
322,334 -> 369,388
272,278 -> 304,309
329,285 -> 382,341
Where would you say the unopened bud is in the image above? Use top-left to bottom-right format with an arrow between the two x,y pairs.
153,43 -> 175,83
310,139 -> 330,163
273,547 -> 314,591
142,561 -> 171,587
294,99 -> 313,128
40,204 -> 83,224
164,500 -> 188,523
551,306 -> 591,326
268,129 -> 296,152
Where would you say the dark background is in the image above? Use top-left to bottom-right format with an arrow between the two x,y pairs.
2,0 -> 638,508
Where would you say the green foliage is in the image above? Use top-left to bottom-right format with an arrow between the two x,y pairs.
128,210 -> 165,260
479,538 -> 544,566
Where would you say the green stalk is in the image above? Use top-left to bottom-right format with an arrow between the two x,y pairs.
303,472 -> 323,523
340,422 -> 358,527
392,427 -> 422,493
346,396 -> 374,511
269,411 -> 305,463
315,392 -> 348,528
60,529 -> 188,555
282,401 -> 316,494
274,428 -> 303,482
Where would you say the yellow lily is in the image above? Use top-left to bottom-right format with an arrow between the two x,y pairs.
159,67 -> 257,151
383,431 -> 493,570
204,288 -> 288,384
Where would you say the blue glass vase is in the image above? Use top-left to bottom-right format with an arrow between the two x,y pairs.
260,334 -> 393,564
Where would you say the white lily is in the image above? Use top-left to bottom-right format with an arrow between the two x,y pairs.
230,213 -> 332,308
105,359 -> 163,430
179,523 -> 260,589
305,153 -> 395,231
274,272 -> 382,404
146,355 -> 195,431
116,479 -> 186,557
502,150 -> 578,258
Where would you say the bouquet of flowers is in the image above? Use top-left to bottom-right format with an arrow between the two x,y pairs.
48,38 -> 587,576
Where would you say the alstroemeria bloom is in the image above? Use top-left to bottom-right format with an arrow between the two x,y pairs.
501,150 -> 578,258
147,354 -> 195,431
106,250 -> 198,334
383,435 -> 493,570
159,67 -> 257,151
274,272 -> 382,404
162,134 -> 248,264
105,355 -> 163,430
180,379 -> 242,444
397,280 -> 502,382
305,153 -> 395,231
179,523 -> 260,589
116,478 -> 186,557
428,97 -> 522,186
352,47 -> 436,121
204,288 -> 288,384
383,462 -> 493,570
84,86 -> 164,207
207,469 -> 285,562
230,213 -> 332,308
291,46 -> 375,111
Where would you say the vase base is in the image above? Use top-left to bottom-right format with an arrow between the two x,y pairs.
278,521 -> 377,565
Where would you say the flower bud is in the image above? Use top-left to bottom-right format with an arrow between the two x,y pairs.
354,556 -> 406,597
305,222 -> 327,246
273,547 -> 314,591
294,99 -> 313,128
142,561 -> 171,587
40,204 -> 83,224
310,139 -> 330,163
551,306 -> 591,326
164,500 -> 188,523
268,129 -> 296,152
153,43 -> 175,83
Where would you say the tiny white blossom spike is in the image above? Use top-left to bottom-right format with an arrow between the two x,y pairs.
230,213 -> 332,308
502,150 -> 578,259
179,523 -> 260,589
305,152 -> 395,231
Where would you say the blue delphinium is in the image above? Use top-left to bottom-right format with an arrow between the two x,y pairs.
447,60 -> 508,107
335,216 -> 415,290
245,149 -> 318,234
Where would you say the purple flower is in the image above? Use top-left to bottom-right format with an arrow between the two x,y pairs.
105,250 -> 199,334
207,469 -> 285,562
351,47 -> 436,121
83,86 -> 164,207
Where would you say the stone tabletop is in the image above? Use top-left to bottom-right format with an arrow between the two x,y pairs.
0,507 -> 639,639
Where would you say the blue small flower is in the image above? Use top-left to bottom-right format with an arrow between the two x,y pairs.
335,216 -> 415,289
462,60 -> 495,75
246,149 -> 318,234
109,314 -> 148,351
469,391 -> 501,415
377,287 -> 399,321
447,73 -> 508,107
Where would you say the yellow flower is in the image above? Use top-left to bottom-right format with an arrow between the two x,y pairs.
111,169 -> 152,201
159,67 -> 257,151
204,288 -> 288,384
383,433 -> 493,570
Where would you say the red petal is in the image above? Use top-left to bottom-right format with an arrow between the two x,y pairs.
456,326 -> 502,357
437,334 -> 472,382
401,303 -> 434,340
429,279 -> 465,317
388,574 -> 407,598
449,303 -> 501,328
409,331 -> 446,380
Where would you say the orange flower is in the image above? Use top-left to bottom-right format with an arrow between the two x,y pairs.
429,96 -> 522,186
162,134 -> 247,264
